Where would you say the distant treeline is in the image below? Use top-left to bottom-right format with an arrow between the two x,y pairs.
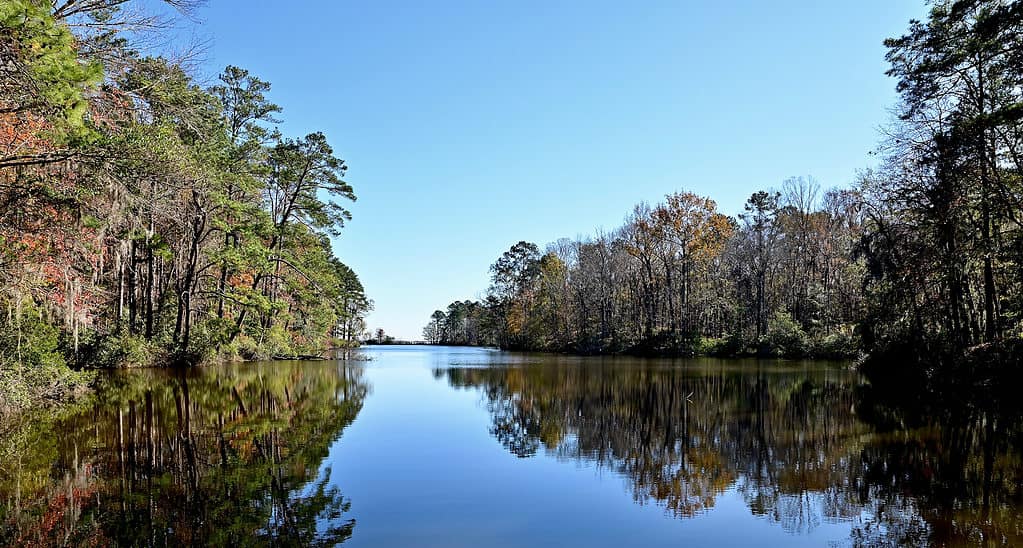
426,181 -> 861,358
1,1 -> 370,412
427,1 -> 1023,366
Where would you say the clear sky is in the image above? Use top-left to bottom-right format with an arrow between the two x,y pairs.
186,1 -> 927,340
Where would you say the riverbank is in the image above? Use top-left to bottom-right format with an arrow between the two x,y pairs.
428,326 -> 861,361
1,3 -> 370,426
0,368 -> 93,420
0,329 -> 356,420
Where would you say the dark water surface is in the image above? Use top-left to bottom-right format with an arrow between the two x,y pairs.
2,346 -> 1020,546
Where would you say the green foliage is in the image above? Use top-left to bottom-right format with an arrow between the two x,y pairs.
0,0 -> 103,140
809,328 -> 860,360
0,298 -> 92,413
695,332 -> 749,357
426,300 -> 493,346
264,324 -> 294,358
862,0 -> 1023,357
230,334 -> 263,361
181,320 -> 234,363
1,9 -> 370,383
760,311 -> 809,358
76,331 -> 157,369
112,333 -> 154,367
0,301 -> 64,370
628,329 -> 702,357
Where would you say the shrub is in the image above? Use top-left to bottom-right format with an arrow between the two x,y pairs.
698,331 -> 751,357
265,324 -> 294,358
810,327 -> 861,359
761,311 -> 809,358
233,334 -> 263,361
76,331 -> 157,368
0,299 -> 92,413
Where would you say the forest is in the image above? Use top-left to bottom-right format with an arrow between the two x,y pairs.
1,1 -> 1022,544
425,183 -> 863,358
425,1 -> 1023,372
0,1 -> 370,414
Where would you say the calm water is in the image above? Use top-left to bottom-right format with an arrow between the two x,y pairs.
1,346 -> 1020,546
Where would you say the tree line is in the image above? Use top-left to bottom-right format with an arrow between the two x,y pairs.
426,180 -> 863,358
427,0 -> 1023,366
0,1 -> 370,412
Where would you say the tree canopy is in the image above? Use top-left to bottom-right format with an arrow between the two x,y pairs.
0,0 -> 371,414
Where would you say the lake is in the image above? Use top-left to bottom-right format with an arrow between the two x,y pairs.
1,345 -> 1020,546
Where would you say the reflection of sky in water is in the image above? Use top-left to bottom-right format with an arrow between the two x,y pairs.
3,346 -> 1016,546
330,346 -> 878,547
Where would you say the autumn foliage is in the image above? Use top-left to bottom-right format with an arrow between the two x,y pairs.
0,1 -> 370,414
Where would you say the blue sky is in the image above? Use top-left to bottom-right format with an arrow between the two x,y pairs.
187,1 -> 927,339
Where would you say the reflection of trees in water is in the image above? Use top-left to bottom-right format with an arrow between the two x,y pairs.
850,422 -> 1023,545
446,363 -> 864,523
0,362 -> 368,546
854,344 -> 1023,547
444,360 -> 1023,545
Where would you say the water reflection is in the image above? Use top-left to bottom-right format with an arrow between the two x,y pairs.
0,361 -> 368,546
3,349 -> 1021,546
439,356 -> 1023,546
